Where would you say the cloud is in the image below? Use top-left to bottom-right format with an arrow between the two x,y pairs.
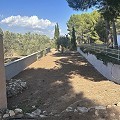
1,15 -> 55,29
0,15 -> 56,37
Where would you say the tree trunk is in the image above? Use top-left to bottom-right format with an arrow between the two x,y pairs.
61,46 -> 64,53
112,19 -> 118,48
81,31 -> 84,43
105,20 -> 111,44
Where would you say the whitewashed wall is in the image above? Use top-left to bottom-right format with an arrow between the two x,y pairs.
77,47 -> 120,84
5,48 -> 50,80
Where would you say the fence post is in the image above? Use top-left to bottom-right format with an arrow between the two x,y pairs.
0,28 -> 7,109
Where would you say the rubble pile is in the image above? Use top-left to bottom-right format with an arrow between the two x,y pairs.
0,108 -> 23,119
0,102 -> 120,119
6,79 -> 27,97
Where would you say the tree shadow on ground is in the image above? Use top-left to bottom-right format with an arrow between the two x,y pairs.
7,51 -> 119,120
53,51 -> 107,82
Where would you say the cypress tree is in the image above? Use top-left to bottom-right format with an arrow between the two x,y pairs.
54,25 -> 57,39
54,23 -> 60,50
56,23 -> 60,39
71,27 -> 77,50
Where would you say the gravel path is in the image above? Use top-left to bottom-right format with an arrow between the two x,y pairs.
8,49 -> 120,120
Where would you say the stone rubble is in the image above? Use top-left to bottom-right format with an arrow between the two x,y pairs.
9,110 -> 15,117
6,79 -> 27,97
0,108 -> 23,119
77,106 -> 89,113
95,110 -> 99,116
94,106 -> 106,110
14,108 -> 23,114
107,105 -> 112,108
26,109 -> 51,118
66,107 -> 73,112
31,109 -> 41,116
0,102 -> 120,119
3,114 -> 9,119
61,102 -> 120,119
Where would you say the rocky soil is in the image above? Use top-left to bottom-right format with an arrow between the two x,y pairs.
1,102 -> 120,119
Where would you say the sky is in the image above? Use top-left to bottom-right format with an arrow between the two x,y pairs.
0,0 -> 93,38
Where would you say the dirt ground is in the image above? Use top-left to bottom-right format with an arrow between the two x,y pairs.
8,49 -> 120,120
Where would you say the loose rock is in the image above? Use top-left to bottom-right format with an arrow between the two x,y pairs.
9,110 -> 15,116
117,102 -> 120,107
66,107 -> 73,112
42,110 -> 48,116
32,109 -> 41,116
95,106 -> 106,110
39,115 -> 47,118
107,105 -> 112,108
95,110 -> 99,116
77,107 -> 89,113
32,105 -> 36,109
14,108 -> 23,114
74,109 -> 78,112
3,114 -> 9,118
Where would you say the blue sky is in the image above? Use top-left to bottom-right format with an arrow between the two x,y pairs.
0,0 -> 93,38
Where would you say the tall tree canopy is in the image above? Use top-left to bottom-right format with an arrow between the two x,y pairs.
66,0 -> 120,13
67,11 -> 100,44
116,19 -> 120,34
66,0 -> 120,47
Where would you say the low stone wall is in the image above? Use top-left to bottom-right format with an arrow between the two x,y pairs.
77,47 -> 120,84
5,48 -> 51,80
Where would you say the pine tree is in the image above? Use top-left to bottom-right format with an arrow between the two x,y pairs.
66,0 -> 120,48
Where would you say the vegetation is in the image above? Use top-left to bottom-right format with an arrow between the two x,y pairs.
57,36 -> 70,53
99,0 -> 120,48
54,23 -> 60,50
3,31 -> 52,57
116,19 -> 120,34
80,45 -> 120,65
66,0 -> 120,47
54,23 -> 70,53
71,27 -> 77,50
67,11 -> 102,44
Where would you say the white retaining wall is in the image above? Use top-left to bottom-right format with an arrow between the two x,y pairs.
5,48 -> 50,80
77,47 -> 120,84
